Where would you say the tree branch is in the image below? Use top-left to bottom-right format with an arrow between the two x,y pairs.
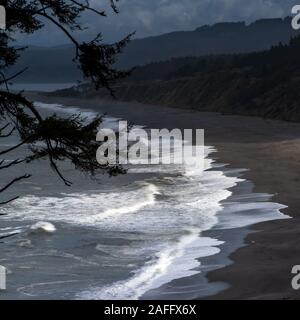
0,159 -> 25,170
0,174 -> 31,193
0,196 -> 19,206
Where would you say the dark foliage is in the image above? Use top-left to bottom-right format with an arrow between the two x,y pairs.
100,35 -> 300,122
0,1 -> 130,209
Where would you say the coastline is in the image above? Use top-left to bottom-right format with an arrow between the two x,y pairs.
27,92 -> 300,300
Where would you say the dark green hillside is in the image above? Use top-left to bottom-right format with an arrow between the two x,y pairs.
59,36 -> 300,122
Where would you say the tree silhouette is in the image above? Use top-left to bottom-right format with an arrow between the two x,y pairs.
0,1 -> 130,212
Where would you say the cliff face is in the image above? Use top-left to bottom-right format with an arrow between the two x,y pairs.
55,37 -> 300,123
57,72 -> 300,122
102,77 -> 300,122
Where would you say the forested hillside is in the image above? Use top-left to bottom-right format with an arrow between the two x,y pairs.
58,36 -> 300,122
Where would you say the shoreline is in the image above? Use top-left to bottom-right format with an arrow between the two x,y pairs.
28,92 -> 300,300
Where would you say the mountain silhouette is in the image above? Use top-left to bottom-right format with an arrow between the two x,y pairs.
9,16 -> 299,83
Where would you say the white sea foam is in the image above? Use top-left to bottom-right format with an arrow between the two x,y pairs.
30,222 -> 56,233
0,143 -> 239,300
2,102 -> 290,300
35,102 -> 96,120
79,231 -> 223,300
34,101 -> 120,129
76,157 -> 240,299
1,182 -> 161,228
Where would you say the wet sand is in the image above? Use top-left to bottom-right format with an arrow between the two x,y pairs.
28,93 -> 300,300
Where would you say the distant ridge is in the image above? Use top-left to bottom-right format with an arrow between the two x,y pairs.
121,17 -> 298,67
9,16 -> 300,83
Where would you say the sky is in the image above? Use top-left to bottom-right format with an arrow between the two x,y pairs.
20,0 -> 298,46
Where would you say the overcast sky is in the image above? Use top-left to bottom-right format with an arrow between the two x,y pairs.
20,0 -> 298,46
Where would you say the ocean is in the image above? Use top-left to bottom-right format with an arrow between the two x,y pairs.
0,100 -> 289,300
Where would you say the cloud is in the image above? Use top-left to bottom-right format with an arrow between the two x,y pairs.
21,0 -> 296,45
86,0 -> 297,39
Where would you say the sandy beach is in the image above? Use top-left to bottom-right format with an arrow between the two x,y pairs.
27,92 -> 300,300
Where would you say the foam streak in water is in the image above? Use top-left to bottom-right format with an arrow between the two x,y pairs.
78,231 -> 223,300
